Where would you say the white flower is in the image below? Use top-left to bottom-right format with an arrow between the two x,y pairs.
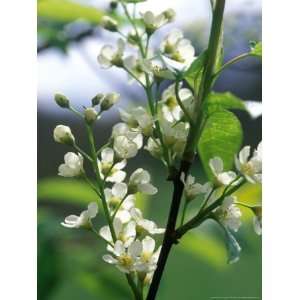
112,123 -> 143,149
130,208 -> 165,235
141,11 -> 169,34
98,148 -> 126,183
97,38 -> 125,68
215,196 -> 242,232
84,107 -> 98,124
103,240 -> 142,273
144,138 -> 163,159
129,168 -> 158,195
135,236 -> 161,273
114,135 -> 138,159
127,28 -> 145,46
100,92 -> 120,111
123,55 -> 149,85
160,29 -> 195,69
181,174 -> 212,201
161,83 -> 193,123
209,157 -> 237,186
100,218 -> 136,247
53,125 -> 75,145
161,120 -> 189,157
120,106 -> 153,136
104,183 -> 135,222
142,57 -> 176,80
235,143 -> 262,183
58,152 -> 83,177
61,202 -> 98,229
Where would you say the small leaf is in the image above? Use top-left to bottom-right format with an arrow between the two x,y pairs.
198,110 -> 243,180
184,51 -> 207,91
249,41 -> 262,58
225,229 -> 242,264
204,92 -> 246,115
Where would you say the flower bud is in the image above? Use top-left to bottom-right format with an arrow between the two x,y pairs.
84,107 -> 98,124
53,125 -> 75,146
91,93 -> 104,106
54,93 -> 70,108
101,93 -> 120,111
163,8 -> 176,22
101,16 -> 118,32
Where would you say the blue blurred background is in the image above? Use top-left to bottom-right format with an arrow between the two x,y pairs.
37,0 -> 262,299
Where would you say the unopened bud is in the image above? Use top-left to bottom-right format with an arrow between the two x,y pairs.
84,107 -> 98,124
54,93 -> 70,108
163,8 -> 176,22
101,16 -> 118,32
91,93 -> 104,106
53,125 -> 75,146
101,93 -> 120,111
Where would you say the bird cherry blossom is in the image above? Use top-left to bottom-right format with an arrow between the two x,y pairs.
61,202 -> 98,229
58,152 -> 83,177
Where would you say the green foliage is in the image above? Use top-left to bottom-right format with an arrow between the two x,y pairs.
179,232 -> 227,268
198,110 -> 243,180
38,0 -> 104,24
184,50 -> 207,91
250,41 -> 262,58
204,92 -> 247,114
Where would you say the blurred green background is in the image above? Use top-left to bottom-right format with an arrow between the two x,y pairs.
37,0 -> 262,299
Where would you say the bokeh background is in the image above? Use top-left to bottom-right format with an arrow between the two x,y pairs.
37,0 -> 262,299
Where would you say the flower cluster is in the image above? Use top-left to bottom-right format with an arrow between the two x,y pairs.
54,97 -> 164,283
179,142 -> 262,235
52,1 -> 262,297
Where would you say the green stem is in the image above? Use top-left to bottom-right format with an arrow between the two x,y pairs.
69,106 -> 83,119
74,144 -> 92,162
212,53 -> 251,81
85,123 -> 117,241
184,0 -> 226,161
174,80 -> 194,125
126,274 -> 143,300
176,178 -> 246,239
145,83 -> 172,170
146,2 -> 226,299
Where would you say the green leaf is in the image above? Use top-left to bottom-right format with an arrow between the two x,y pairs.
198,110 -> 243,180
38,0 -> 104,24
225,229 -> 242,264
184,50 -> 207,91
204,92 -> 246,114
179,232 -> 227,268
249,41 -> 262,58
